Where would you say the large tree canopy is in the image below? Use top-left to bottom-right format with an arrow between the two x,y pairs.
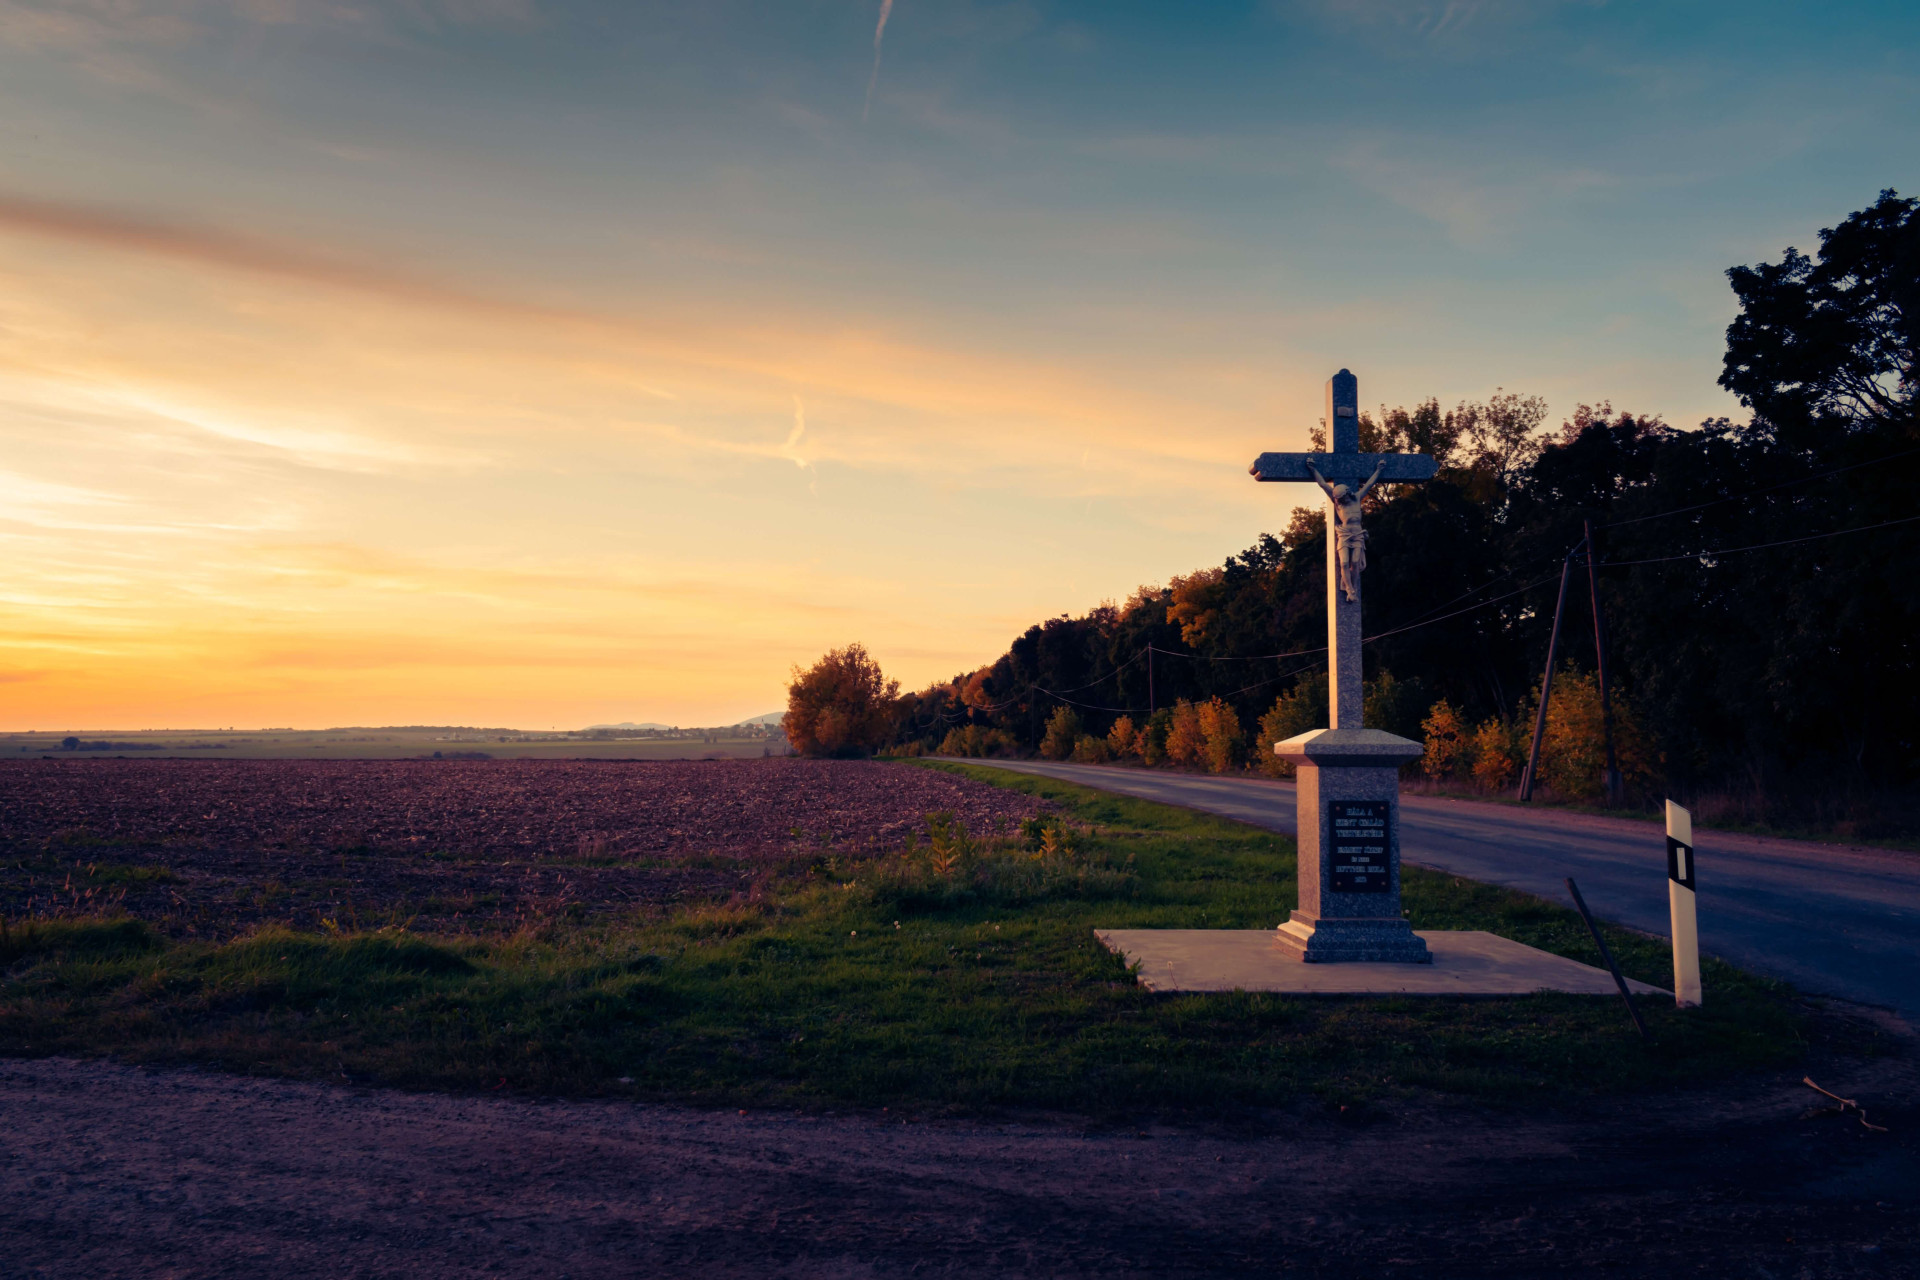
1721,189 -> 1918,444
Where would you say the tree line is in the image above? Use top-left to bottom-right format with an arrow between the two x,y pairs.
789,191 -> 1919,828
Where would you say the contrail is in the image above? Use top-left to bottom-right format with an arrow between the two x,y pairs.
863,0 -> 894,121
785,395 -> 817,494
783,395 -> 810,468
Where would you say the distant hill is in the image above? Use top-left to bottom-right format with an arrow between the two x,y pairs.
735,712 -> 785,727
586,721 -> 674,731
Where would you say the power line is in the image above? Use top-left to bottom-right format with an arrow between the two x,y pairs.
1031,655 -> 1329,717
1601,445 -> 1920,530
1147,640 -> 1326,663
1602,512 -> 1920,566
1362,572 -> 1566,644
922,503 -> 1920,729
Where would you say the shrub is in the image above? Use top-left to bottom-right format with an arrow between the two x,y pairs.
1421,699 -> 1473,780
1040,705 -> 1082,760
1536,669 -> 1661,800
1363,670 -> 1430,741
786,643 -> 900,758
1471,717 -> 1523,791
1071,734 -> 1111,763
1197,697 -> 1244,773
1139,709 -> 1170,766
1256,671 -> 1328,778
1106,715 -> 1139,759
865,813 -> 1136,913
1163,699 -> 1205,766
937,724 -> 1015,758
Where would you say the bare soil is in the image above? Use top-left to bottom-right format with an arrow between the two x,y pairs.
2,1018 -> 1913,1279
0,759 -> 1049,937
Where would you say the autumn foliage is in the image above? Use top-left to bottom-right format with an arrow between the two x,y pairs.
1419,672 -> 1658,800
786,644 -> 901,758
878,190 -> 1920,825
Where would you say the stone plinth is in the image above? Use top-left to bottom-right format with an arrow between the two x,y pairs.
1097,929 -> 1671,996
1275,728 -> 1430,963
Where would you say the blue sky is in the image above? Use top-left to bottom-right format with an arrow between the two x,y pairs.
1,1 -> 1914,727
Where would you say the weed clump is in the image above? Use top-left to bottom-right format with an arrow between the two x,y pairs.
0,915 -> 162,964
865,811 -> 1136,913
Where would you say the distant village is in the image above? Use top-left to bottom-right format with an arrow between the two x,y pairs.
430,717 -> 788,747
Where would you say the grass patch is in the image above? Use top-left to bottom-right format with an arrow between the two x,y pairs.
0,763 -> 1881,1112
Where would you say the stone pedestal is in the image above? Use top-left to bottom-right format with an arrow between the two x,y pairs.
1275,728 -> 1430,963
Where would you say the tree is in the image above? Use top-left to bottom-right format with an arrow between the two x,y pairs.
1721,189 -> 1918,444
785,644 -> 900,758
868,190 -> 1920,817
1039,705 -> 1081,760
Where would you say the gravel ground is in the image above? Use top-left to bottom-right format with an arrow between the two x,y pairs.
2,1023 -> 1913,1279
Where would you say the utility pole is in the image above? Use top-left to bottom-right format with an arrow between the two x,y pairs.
1147,644 -> 1155,716
1519,540 -> 1583,802
1585,519 -> 1623,805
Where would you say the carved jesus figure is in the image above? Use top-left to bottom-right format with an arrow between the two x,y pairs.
1309,460 -> 1385,603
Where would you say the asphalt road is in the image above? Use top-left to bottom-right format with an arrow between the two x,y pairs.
949,758 -> 1920,1020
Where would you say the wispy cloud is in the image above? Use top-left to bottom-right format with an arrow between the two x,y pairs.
0,192 -> 524,318
1299,0 -> 1560,39
864,0 -> 894,121
0,189 -> 1263,492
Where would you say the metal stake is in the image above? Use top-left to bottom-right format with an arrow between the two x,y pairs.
1566,876 -> 1649,1041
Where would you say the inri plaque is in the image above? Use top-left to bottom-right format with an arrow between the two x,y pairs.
1328,800 -> 1391,893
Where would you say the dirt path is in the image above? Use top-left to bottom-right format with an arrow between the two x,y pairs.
4,1036 -> 1913,1279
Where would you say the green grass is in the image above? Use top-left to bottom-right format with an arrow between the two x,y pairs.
0,763 -> 1880,1114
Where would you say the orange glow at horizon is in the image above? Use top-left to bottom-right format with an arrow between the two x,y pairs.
0,196 -> 1308,730
2,1 -> 1811,730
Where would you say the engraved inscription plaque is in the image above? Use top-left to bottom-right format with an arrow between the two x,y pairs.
1329,800 -> 1391,893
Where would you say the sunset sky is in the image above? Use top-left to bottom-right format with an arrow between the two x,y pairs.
3,0 -> 1916,730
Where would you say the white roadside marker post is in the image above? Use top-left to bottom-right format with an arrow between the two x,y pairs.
1666,800 -> 1702,1008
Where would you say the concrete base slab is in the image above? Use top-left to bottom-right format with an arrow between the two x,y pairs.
1095,929 -> 1671,997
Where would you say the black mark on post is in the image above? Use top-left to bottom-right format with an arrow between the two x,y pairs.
1666,837 -> 1695,890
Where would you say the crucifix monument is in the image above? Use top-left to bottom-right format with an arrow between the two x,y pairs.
1250,369 -> 1437,963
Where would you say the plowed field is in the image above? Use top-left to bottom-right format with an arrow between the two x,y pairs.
0,758 -> 1049,937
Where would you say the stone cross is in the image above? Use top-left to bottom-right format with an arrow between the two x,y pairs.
1250,368 -> 1437,730
1249,368 -> 1438,963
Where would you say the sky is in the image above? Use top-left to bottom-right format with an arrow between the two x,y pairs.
2,0 -> 1916,730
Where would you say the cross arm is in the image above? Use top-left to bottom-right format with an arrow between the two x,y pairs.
1249,452 -> 1439,483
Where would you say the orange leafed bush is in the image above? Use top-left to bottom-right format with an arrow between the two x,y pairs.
1535,670 -> 1660,800
1471,718 -> 1522,791
1197,697 -> 1244,773
1420,699 -> 1472,780
1164,699 -> 1205,767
